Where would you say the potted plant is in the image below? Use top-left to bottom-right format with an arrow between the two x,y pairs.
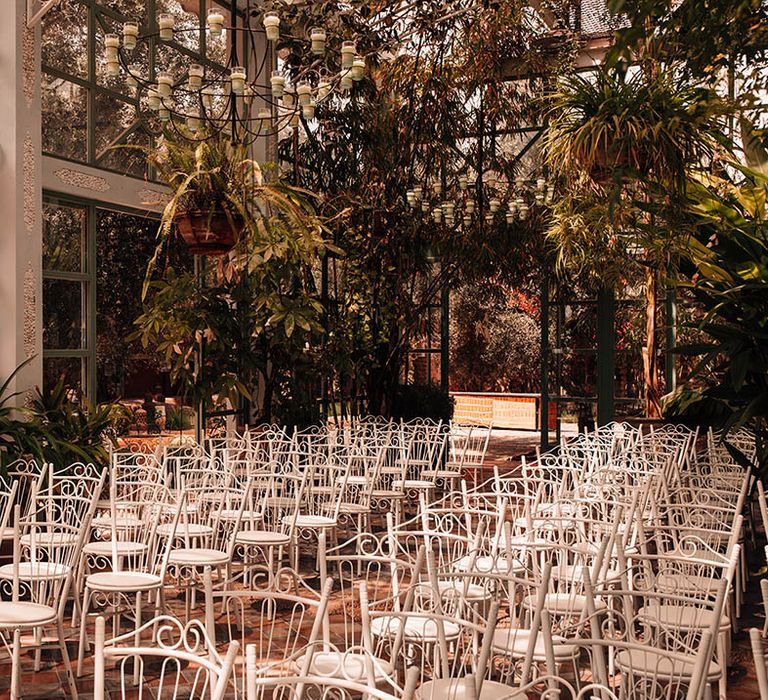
545,67 -> 724,187
140,135 -> 255,256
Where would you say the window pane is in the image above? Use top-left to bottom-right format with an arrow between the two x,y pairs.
98,1 -> 149,24
158,0 -> 200,53
95,18 -> 150,96
42,74 -> 88,161
43,202 -> 85,273
42,2 -> 88,79
43,357 -> 86,396
94,91 -> 143,163
96,209 -> 192,404
96,126 -> 150,177
43,279 -> 85,350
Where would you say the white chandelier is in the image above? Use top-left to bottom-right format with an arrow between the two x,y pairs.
104,0 -> 366,143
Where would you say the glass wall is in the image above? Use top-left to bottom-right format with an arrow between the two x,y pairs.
42,196 -> 192,406
42,201 -> 90,395
41,0 -> 238,175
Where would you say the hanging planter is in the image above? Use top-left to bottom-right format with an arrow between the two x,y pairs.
586,140 -> 649,186
174,209 -> 245,256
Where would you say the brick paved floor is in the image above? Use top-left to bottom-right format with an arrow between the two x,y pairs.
0,428 -> 761,699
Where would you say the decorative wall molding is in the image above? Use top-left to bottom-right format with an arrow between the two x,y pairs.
44,156 -> 167,214
138,187 -> 172,206
53,167 -> 111,193
23,263 -> 37,359
23,133 -> 36,233
22,13 -> 36,106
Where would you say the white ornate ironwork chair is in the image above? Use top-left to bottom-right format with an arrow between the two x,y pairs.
93,613 -> 239,700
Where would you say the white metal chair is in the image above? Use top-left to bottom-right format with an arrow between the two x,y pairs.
93,613 -> 239,700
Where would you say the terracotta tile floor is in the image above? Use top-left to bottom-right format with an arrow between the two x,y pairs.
0,428 -> 761,698
0,549 -> 764,699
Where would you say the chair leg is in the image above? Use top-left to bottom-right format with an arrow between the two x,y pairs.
10,628 -> 21,700
133,591 -> 142,686
33,627 -> 42,671
717,631 -> 728,700
57,618 -> 79,700
77,587 -> 93,677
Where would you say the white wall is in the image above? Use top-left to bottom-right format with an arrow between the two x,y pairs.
0,0 -> 42,403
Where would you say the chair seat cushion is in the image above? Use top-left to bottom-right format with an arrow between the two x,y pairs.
236,530 -> 291,546
416,678 -> 523,700
0,601 -> 57,628
85,571 -> 162,592
370,615 -> 460,641
285,515 -> 336,529
168,548 -> 229,566
83,541 -> 147,557
491,627 -> 579,661
296,651 -> 394,682
638,604 -> 729,631
156,523 -> 213,537
0,562 -> 69,581
615,647 -> 720,681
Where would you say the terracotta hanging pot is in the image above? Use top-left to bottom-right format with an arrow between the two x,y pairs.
174,209 -> 245,256
586,140 -> 649,186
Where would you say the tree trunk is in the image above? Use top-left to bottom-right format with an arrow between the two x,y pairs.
643,266 -> 663,418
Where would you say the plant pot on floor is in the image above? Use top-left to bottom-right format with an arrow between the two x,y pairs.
174,209 -> 245,256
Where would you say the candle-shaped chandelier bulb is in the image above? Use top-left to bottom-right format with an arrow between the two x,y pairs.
122,22 -> 139,50
257,109 -> 271,129
302,100 -> 316,120
186,108 -> 200,132
263,11 -> 280,41
188,64 -> 204,90
147,84 -> 160,110
341,41 -> 356,69
297,80 -> 312,107
230,66 -> 246,94
310,27 -> 327,55
207,7 -> 225,37
351,56 -> 366,81
317,79 -> 331,101
158,13 -> 174,41
157,71 -> 173,98
271,70 -> 285,98
105,33 -> 120,75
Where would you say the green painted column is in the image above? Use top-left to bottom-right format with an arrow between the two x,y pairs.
596,287 -> 615,427
441,283 -> 450,394
540,278 -> 550,450
665,286 -> 677,393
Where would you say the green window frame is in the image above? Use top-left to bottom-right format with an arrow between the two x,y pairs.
42,196 -> 93,397
42,192 -> 161,400
41,0 -> 243,175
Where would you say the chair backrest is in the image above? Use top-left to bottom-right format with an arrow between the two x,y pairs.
5,458 -> 44,516
8,467 -> 106,614
245,664 -> 420,700
93,614 -> 239,700
204,568 -> 333,694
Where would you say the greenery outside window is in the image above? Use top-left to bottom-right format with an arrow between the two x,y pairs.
41,0 -> 242,176
43,199 -> 91,396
